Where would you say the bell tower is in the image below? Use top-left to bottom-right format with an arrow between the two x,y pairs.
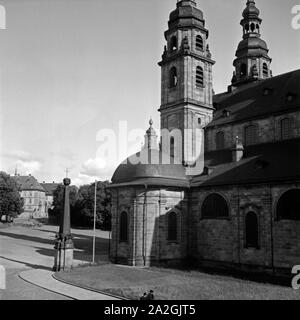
231,0 -> 272,88
158,0 -> 215,175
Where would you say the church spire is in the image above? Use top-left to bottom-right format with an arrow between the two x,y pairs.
231,0 -> 272,88
241,0 -> 261,38
144,119 -> 158,150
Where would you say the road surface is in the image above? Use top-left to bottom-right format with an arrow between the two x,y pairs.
0,224 -> 110,300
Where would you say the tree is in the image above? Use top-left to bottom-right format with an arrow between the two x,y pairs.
49,184 -> 79,225
0,171 -> 24,222
49,181 -> 111,230
75,181 -> 111,230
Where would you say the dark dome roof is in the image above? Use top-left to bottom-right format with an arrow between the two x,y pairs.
170,6 -> 203,23
168,1 -> 204,29
111,149 -> 187,184
243,1 -> 260,18
237,37 -> 268,53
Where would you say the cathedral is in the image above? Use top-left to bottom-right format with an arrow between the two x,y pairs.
108,0 -> 300,274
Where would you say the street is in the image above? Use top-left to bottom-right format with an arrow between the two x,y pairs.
0,224 -> 110,300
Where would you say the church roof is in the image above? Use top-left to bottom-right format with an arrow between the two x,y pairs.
111,148 -> 188,187
12,175 -> 45,192
191,138 -> 300,187
236,37 -> 268,55
40,182 -> 61,196
210,69 -> 300,128
168,0 -> 205,30
111,138 -> 300,189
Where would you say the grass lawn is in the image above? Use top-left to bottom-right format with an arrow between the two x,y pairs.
55,264 -> 300,300
0,222 -> 11,229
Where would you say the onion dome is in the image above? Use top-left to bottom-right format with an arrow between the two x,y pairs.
236,37 -> 268,58
243,0 -> 260,18
231,0 -> 272,87
168,0 -> 205,30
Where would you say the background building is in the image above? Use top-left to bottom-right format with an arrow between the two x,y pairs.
13,174 -> 47,218
41,182 -> 62,215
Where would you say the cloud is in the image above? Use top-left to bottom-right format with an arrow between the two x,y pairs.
2,150 -> 34,162
0,149 -> 42,175
81,157 -> 107,177
16,159 -> 41,175
72,174 -> 97,187
49,148 -> 76,161
72,171 -> 113,187
72,157 -> 116,186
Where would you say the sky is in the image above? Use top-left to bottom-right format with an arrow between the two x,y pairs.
0,0 -> 299,186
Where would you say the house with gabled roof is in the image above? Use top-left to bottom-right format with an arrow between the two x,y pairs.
13,174 -> 47,218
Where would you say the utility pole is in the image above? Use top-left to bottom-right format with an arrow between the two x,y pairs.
92,180 -> 97,264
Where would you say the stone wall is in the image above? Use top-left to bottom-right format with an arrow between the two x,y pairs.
191,183 -> 300,272
110,186 -> 188,267
110,180 -> 300,272
205,110 -> 300,151
272,183 -> 300,269
190,187 -> 236,264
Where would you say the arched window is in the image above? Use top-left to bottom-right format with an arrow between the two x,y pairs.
202,193 -> 229,219
280,118 -> 293,140
251,23 -> 255,32
170,136 -> 175,158
240,63 -> 247,77
196,35 -> 203,51
244,125 -> 258,146
277,189 -> 300,220
196,66 -> 204,87
119,211 -> 128,242
245,212 -> 259,249
263,63 -> 268,77
169,66 -> 178,88
169,67 -> 178,88
167,211 -> 177,241
216,131 -> 225,150
170,36 -> 177,52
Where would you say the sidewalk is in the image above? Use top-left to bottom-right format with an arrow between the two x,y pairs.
19,269 -> 120,300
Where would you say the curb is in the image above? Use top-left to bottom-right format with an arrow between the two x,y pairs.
52,273 -> 128,300
18,272 -> 76,300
